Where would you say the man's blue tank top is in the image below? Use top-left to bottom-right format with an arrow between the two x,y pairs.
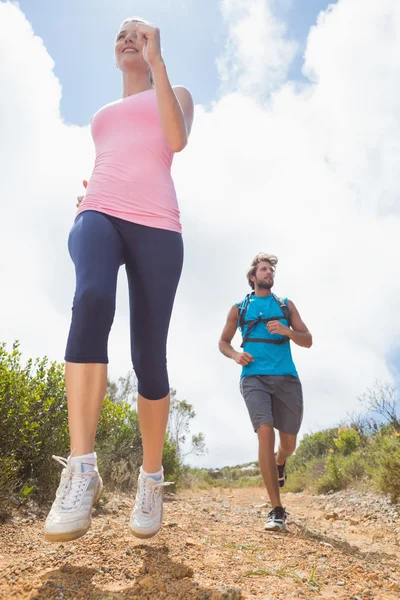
236,294 -> 299,379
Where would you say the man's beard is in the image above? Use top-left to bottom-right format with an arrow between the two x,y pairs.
256,279 -> 274,290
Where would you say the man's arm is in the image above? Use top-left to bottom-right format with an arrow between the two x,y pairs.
287,300 -> 312,347
267,300 -> 312,348
219,305 -> 255,366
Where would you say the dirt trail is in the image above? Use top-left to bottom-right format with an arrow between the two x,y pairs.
1,487 -> 399,600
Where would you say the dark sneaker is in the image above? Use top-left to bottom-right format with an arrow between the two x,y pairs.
264,506 -> 287,532
275,454 -> 287,488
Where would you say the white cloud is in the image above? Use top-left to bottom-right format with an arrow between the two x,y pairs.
217,0 -> 298,98
0,0 -> 399,468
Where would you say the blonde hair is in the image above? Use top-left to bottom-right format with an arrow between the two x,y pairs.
246,253 -> 278,289
119,16 -> 154,86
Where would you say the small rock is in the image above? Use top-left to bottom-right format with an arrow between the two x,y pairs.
350,518 -> 360,526
320,542 -> 334,548
389,582 -> 400,592
185,538 -> 198,547
167,522 -> 178,528
337,581 -> 345,586
139,576 -> 155,590
171,563 -> 194,580
212,588 -> 242,600
325,512 -> 339,520
105,529 -> 116,538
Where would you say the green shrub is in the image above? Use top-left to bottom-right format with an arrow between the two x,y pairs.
0,455 -> 21,520
288,428 -> 338,472
0,343 -> 182,506
315,453 -> 342,494
340,450 -> 368,486
368,430 -> 400,502
282,468 -> 307,493
0,342 -> 70,500
162,434 -> 181,484
96,402 -> 142,490
334,427 -> 362,456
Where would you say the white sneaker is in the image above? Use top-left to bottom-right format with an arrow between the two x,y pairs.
44,455 -> 103,542
130,468 -> 173,539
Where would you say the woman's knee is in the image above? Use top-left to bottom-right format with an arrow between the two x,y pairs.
73,286 -> 115,324
133,355 -> 169,400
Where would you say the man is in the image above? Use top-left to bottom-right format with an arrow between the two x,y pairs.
219,253 -> 312,531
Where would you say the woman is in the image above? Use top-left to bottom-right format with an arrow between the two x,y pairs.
44,17 -> 194,542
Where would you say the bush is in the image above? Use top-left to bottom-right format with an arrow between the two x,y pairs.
288,428 -> 338,472
340,450 -> 369,486
96,402 -> 142,490
0,342 -> 70,501
0,455 -> 21,520
368,429 -> 400,502
315,453 -> 342,494
162,435 -> 182,484
0,343 -> 181,507
334,427 -> 362,456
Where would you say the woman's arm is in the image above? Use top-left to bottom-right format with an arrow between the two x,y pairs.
137,23 -> 194,152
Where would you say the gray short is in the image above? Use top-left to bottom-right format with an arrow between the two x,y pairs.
240,375 -> 303,435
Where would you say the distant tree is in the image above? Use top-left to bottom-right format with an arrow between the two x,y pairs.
107,371 -> 137,406
106,376 -> 207,459
167,388 -> 207,459
358,380 -> 400,432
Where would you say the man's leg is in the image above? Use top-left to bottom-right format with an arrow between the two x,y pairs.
257,424 -> 281,509
276,432 -> 297,466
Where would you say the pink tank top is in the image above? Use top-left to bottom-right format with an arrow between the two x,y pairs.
77,89 -> 181,233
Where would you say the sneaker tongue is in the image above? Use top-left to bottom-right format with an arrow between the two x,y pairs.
70,461 -> 94,474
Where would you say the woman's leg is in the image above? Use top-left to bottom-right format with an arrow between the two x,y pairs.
124,224 -> 183,471
45,211 -> 124,543
65,211 -> 124,455
122,222 -> 183,538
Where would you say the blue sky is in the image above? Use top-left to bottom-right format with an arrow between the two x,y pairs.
2,0 -> 399,466
19,0 -> 334,126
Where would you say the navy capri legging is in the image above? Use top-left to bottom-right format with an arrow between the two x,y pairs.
65,210 -> 183,400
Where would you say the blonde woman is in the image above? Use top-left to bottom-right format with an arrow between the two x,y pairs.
45,17 -> 194,542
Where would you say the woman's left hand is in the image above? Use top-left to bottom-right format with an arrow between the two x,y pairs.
136,22 -> 163,68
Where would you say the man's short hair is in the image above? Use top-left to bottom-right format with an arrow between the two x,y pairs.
246,253 -> 278,289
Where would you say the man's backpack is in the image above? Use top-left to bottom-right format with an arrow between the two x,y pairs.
237,292 -> 291,348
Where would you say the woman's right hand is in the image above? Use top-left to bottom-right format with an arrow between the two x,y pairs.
76,180 -> 88,207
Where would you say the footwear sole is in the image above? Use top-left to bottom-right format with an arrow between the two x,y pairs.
44,479 -> 103,543
264,525 -> 286,532
44,527 -> 91,542
129,526 -> 161,539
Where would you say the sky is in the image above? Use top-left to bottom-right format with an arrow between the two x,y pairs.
1,0 -> 399,468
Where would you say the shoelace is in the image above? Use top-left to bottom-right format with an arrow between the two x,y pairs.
138,477 -> 174,515
52,455 -> 94,510
268,507 -> 288,521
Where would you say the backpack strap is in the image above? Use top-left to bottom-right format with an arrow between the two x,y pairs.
272,294 -> 290,326
237,292 -> 253,332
